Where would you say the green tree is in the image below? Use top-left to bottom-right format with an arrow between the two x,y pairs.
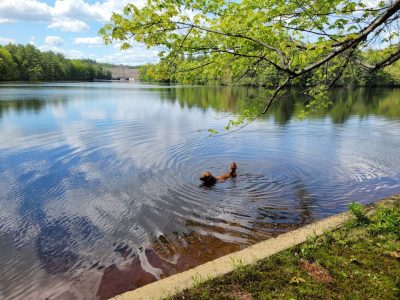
0,47 -> 17,80
1,44 -> 112,82
27,65 -> 43,81
101,0 -> 400,126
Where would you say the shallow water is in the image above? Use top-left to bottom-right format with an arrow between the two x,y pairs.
0,82 -> 399,299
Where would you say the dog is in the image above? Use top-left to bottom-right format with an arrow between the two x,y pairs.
200,162 -> 237,186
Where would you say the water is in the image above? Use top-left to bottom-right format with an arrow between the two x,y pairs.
0,82 -> 399,299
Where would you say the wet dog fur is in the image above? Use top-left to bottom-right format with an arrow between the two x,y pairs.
200,162 -> 237,186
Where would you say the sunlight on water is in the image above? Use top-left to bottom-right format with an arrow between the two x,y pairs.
0,82 -> 399,299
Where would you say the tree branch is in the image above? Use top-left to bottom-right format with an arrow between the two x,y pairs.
262,76 -> 291,114
298,0 -> 400,76
175,22 -> 285,56
168,27 -> 193,68
369,47 -> 400,73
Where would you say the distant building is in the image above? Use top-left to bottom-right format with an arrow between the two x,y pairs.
105,67 -> 139,81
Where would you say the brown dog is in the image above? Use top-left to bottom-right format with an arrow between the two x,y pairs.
200,162 -> 237,186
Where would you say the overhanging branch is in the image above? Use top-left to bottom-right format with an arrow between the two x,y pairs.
369,47 -> 400,73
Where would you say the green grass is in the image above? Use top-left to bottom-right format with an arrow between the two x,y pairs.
170,196 -> 400,300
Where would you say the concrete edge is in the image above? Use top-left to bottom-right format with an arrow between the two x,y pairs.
111,196 -> 399,300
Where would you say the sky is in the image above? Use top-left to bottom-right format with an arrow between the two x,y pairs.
0,0 -> 160,66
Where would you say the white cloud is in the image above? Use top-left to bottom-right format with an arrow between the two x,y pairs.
97,46 -> 160,66
0,0 -> 52,22
88,0 -> 145,22
44,36 -> 64,46
48,19 -> 89,32
0,18 -> 14,24
52,0 -> 145,23
0,0 -> 146,25
38,45 -> 84,59
0,37 -> 16,45
52,0 -> 98,20
73,36 -> 103,47
0,0 -> 160,66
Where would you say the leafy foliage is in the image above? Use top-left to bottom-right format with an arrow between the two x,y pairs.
348,202 -> 370,226
0,48 -> 18,81
0,44 -> 111,82
348,201 -> 400,237
368,203 -> 400,237
101,0 -> 400,130
139,49 -> 400,88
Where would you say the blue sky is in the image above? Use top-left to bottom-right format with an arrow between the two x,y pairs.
0,0 -> 160,65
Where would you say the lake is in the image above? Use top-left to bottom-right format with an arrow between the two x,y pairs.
0,82 -> 399,299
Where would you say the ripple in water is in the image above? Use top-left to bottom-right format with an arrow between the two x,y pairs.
0,83 -> 400,299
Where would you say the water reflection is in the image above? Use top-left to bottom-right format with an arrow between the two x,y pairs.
1,85 -> 400,123
0,97 -> 67,119
161,86 -> 400,124
0,83 -> 399,299
0,99 -> 45,117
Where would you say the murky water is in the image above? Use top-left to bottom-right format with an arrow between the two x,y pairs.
0,82 -> 399,299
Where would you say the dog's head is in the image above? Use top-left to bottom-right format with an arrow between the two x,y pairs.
230,162 -> 237,177
199,171 -> 217,185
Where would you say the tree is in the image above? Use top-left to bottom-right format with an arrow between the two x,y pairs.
1,44 -> 112,82
101,0 -> 400,126
0,47 -> 17,80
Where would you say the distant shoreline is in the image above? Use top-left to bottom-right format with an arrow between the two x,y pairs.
0,79 -> 138,84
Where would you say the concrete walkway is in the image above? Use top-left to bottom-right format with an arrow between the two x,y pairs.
112,210 -> 354,300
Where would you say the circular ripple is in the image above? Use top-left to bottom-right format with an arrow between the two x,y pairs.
2,84 -> 400,300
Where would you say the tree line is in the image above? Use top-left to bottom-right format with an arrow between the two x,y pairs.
0,44 -> 112,81
138,48 -> 400,88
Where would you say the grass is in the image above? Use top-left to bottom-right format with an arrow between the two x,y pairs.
170,196 -> 400,300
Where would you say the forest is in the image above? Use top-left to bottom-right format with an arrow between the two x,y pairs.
0,44 -> 111,81
138,48 -> 400,87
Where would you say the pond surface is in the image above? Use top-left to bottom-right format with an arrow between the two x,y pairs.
0,82 -> 399,299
